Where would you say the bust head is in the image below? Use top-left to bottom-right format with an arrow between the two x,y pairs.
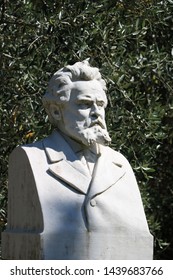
43,60 -> 111,146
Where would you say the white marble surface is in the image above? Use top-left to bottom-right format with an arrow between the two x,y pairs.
2,60 -> 153,259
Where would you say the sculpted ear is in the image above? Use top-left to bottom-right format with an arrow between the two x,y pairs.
49,104 -> 61,121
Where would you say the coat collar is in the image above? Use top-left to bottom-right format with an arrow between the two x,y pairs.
43,130 -> 126,196
43,130 -> 91,194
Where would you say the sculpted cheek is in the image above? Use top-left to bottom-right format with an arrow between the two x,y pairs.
77,110 -> 90,119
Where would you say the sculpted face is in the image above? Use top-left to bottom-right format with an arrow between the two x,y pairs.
56,80 -> 111,147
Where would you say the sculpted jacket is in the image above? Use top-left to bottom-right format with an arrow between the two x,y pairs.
2,130 -> 153,259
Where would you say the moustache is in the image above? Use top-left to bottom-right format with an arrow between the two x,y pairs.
89,119 -> 106,129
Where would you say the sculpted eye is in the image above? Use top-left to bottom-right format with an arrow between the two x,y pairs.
97,101 -> 105,108
77,100 -> 92,109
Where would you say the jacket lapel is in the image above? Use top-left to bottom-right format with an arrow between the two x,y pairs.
43,130 -> 91,194
88,146 -> 126,198
48,160 -> 91,194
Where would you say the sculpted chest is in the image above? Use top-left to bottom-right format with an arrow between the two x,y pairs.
29,136 -> 126,233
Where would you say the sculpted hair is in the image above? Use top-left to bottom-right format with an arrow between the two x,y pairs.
42,60 -> 107,125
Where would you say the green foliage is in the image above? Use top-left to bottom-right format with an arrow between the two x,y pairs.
1,0 -> 173,259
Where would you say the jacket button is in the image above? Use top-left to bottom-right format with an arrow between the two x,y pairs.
90,199 -> 96,207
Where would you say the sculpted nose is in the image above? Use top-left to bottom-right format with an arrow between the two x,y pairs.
91,104 -> 100,118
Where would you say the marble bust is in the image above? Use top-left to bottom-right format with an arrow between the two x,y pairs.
2,60 -> 153,259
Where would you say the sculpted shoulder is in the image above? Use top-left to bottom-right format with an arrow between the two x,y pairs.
9,138 -> 45,163
101,145 -> 130,165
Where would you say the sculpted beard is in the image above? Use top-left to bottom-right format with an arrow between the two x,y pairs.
83,126 -> 111,146
76,119 -> 111,146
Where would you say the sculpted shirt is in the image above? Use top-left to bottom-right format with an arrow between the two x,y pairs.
62,132 -> 98,176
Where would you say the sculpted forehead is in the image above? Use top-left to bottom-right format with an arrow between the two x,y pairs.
71,80 -> 108,105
